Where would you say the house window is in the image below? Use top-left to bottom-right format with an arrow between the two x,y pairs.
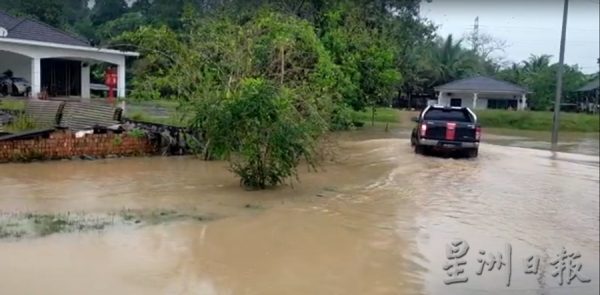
450,98 -> 462,107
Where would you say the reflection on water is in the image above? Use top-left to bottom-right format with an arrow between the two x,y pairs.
0,133 -> 598,295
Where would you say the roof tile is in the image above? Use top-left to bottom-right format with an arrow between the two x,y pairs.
434,76 -> 528,94
0,9 -> 90,47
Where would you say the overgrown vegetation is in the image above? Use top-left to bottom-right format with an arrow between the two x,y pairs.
201,79 -> 322,189
0,99 -> 26,112
3,115 -> 37,133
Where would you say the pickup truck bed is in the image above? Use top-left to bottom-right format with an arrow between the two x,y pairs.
411,106 -> 481,157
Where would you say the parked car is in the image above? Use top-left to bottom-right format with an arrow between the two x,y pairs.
0,76 -> 31,96
410,105 -> 481,158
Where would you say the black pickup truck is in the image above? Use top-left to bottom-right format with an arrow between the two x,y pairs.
410,106 -> 481,158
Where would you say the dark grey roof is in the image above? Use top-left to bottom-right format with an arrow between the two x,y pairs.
576,79 -> 599,92
0,10 -> 90,47
434,76 -> 528,94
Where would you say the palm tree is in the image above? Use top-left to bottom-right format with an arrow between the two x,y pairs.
427,34 -> 478,86
523,54 -> 552,74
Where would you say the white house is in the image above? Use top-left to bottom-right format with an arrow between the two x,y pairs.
0,10 -> 138,99
432,76 -> 529,110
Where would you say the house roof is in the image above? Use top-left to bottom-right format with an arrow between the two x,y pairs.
434,76 -> 528,94
0,10 -> 90,47
576,79 -> 599,92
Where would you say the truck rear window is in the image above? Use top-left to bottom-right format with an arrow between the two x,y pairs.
423,109 -> 473,122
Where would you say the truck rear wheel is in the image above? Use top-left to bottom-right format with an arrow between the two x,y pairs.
466,148 -> 478,158
414,144 -> 423,155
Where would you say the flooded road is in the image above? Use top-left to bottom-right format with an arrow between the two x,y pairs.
0,132 -> 598,295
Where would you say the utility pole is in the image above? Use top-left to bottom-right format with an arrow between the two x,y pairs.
551,0 -> 569,151
588,57 -> 600,114
473,17 -> 480,52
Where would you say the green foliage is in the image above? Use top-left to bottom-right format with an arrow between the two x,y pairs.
195,78 -> 323,189
424,34 -> 480,86
97,12 -> 147,43
1,0 -> 65,28
476,110 -> 599,132
0,100 -> 26,111
496,55 -> 588,110
352,107 -> 400,124
320,6 -> 401,111
112,26 -> 185,100
127,128 -> 146,139
3,115 -> 37,133
91,0 -> 128,26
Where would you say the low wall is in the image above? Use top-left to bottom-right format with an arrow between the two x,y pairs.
0,130 -> 157,163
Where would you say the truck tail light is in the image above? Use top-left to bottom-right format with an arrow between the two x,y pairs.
475,127 -> 481,141
420,123 -> 427,137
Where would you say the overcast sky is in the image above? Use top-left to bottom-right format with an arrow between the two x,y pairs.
420,0 -> 600,73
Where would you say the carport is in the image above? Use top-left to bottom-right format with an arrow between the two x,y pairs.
0,10 -> 137,99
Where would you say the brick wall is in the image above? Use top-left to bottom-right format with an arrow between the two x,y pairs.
0,130 -> 157,163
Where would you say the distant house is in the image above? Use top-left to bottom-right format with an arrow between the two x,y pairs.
0,10 -> 138,99
433,76 -> 529,110
573,78 -> 599,113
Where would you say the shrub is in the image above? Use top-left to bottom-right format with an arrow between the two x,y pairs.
4,115 -> 37,133
195,78 -> 322,189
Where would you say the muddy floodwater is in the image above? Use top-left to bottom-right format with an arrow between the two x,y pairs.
0,130 -> 598,295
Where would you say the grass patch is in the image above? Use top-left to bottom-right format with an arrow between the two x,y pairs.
351,107 -> 400,124
128,111 -> 189,127
2,115 -> 37,133
0,99 -> 26,112
124,99 -> 180,109
476,110 -> 599,132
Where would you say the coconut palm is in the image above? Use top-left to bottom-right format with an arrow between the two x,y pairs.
426,34 -> 478,86
523,54 -> 552,74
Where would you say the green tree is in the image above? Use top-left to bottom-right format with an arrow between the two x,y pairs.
196,78 -> 321,189
426,34 -> 479,86
114,11 -> 355,187
91,0 -> 128,26
97,12 -> 147,43
320,5 -> 401,115
1,0 -> 64,28
496,55 -> 587,110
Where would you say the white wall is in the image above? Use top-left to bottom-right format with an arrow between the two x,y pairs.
0,41 -> 125,64
1,40 -> 128,98
0,50 -> 31,79
438,91 -> 522,110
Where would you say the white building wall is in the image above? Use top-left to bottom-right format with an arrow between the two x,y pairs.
437,91 -> 518,110
0,41 -> 125,65
1,39 -> 132,98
